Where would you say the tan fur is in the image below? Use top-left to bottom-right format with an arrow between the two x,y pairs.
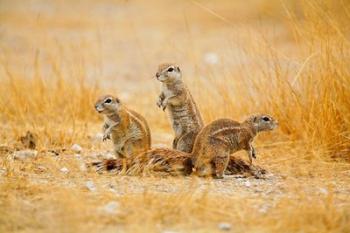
95,95 -> 151,158
95,148 -> 193,176
192,114 -> 278,178
155,63 -> 204,153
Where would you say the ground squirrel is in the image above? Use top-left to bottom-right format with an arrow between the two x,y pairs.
192,114 -> 278,178
95,95 -> 151,158
155,63 -> 204,153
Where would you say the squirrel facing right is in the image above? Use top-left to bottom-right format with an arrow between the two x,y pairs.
192,114 -> 278,178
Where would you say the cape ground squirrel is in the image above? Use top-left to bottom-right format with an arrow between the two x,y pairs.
192,114 -> 278,178
95,95 -> 151,158
155,63 -> 204,153
95,114 -> 276,178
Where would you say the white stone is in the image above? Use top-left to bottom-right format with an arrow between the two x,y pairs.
204,52 -> 219,65
319,188 -> 328,195
244,180 -> 251,187
13,150 -> 38,160
86,180 -> 96,192
218,222 -> 231,231
79,163 -> 87,172
60,167 -> 69,174
258,204 -> 269,214
71,144 -> 82,153
101,201 -> 120,214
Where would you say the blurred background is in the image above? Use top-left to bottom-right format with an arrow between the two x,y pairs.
0,1 -> 350,232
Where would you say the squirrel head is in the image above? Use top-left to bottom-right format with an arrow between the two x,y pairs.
244,114 -> 278,132
95,95 -> 121,115
155,63 -> 182,83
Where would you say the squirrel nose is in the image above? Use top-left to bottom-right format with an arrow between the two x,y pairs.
156,72 -> 160,78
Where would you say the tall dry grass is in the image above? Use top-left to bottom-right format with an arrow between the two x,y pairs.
0,1 -> 350,232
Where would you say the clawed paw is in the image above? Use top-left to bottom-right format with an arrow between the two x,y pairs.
252,152 -> 256,159
102,134 -> 110,141
156,98 -> 167,111
156,99 -> 162,108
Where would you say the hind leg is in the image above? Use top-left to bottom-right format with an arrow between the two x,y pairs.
196,163 -> 213,177
176,131 -> 199,153
172,137 -> 179,150
124,139 -> 148,158
213,154 -> 230,179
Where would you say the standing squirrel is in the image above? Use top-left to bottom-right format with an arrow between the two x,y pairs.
95,114 -> 277,178
192,114 -> 278,178
95,95 -> 151,158
156,63 -> 203,153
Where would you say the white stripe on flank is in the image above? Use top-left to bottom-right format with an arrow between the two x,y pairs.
210,126 -> 240,137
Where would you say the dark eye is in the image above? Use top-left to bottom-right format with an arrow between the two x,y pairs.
263,117 -> 270,121
104,98 -> 112,104
167,67 -> 174,72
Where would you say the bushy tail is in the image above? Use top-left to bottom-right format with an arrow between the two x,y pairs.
91,148 -> 192,175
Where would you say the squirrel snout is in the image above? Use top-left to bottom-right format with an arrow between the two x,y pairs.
95,105 -> 103,113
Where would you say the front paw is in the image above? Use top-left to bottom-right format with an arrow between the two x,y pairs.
162,103 -> 167,111
156,97 -> 163,108
252,151 -> 256,159
156,98 -> 167,111
102,133 -> 110,141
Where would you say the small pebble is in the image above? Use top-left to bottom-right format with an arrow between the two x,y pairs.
218,222 -> 231,231
101,201 -> 120,214
258,204 -> 270,214
60,167 -> 69,174
244,180 -> 251,187
86,180 -> 96,192
204,52 -> 219,65
36,166 -> 47,172
13,150 -> 38,160
79,163 -> 87,172
319,188 -> 328,195
71,144 -> 82,153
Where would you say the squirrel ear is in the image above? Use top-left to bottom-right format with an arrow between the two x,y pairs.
115,97 -> 120,103
176,66 -> 181,72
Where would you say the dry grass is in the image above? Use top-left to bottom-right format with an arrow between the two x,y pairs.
0,0 -> 350,232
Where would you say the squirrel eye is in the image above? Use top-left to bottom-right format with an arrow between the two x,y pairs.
263,117 -> 270,121
167,67 -> 174,72
104,98 -> 112,104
